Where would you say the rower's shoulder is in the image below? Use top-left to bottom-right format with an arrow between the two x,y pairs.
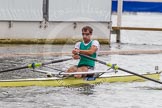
92,40 -> 99,43
92,40 -> 100,46
75,41 -> 81,45
75,42 -> 81,49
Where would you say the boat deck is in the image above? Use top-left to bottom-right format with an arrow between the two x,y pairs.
0,73 -> 160,87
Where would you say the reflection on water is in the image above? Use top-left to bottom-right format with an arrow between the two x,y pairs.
74,84 -> 95,95
135,86 -> 162,91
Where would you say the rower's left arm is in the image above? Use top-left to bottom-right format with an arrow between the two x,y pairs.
79,45 -> 98,55
79,40 -> 100,55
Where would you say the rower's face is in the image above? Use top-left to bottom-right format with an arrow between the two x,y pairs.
82,30 -> 92,43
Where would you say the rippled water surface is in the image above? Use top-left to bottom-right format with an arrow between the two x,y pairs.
1,43 -> 162,108
1,13 -> 162,108
0,82 -> 162,108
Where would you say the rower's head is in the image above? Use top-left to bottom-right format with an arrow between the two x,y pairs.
82,26 -> 93,43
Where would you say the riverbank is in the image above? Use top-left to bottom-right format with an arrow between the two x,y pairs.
0,38 -> 109,44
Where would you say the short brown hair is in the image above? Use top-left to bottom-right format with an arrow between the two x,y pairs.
82,26 -> 93,34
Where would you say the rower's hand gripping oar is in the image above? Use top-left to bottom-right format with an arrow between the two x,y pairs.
0,57 -> 72,73
78,53 -> 162,84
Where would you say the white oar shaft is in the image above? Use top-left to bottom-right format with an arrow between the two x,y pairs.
34,69 -> 114,75
61,70 -> 115,75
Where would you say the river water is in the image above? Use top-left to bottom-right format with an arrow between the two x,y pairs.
1,13 -> 162,108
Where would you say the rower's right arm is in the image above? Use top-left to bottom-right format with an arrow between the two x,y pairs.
72,42 -> 81,59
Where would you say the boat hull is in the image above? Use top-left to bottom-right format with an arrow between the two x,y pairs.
0,73 -> 160,87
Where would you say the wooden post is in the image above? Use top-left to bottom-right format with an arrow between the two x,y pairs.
116,30 -> 120,43
116,0 -> 123,43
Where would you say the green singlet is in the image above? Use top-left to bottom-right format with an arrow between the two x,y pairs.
78,40 -> 96,67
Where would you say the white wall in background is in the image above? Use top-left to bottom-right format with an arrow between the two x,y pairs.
48,0 -> 112,22
0,0 -> 43,21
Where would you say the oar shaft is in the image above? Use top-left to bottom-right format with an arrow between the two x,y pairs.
42,58 -> 72,66
0,66 -> 28,73
79,53 -> 162,84
119,67 -> 162,84
0,57 -> 72,73
79,54 -> 107,65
